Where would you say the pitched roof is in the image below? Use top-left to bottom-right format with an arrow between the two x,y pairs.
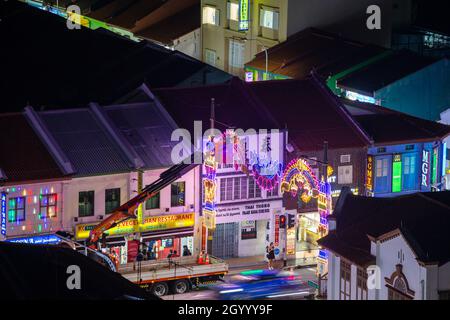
245,28 -> 386,79
136,3 -> 200,44
319,191 -> 450,266
246,78 -> 371,151
342,98 -> 450,145
153,77 -> 279,135
103,102 -> 177,169
0,113 -> 66,184
337,50 -> 438,96
0,1 -> 230,112
38,109 -> 132,177
154,76 -> 371,151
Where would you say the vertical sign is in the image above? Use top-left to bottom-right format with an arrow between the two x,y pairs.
392,154 -> 402,193
203,137 -> 217,229
422,150 -> 430,188
1,192 -> 6,236
238,0 -> 249,31
366,156 -> 373,192
286,228 -> 296,255
137,170 -> 143,225
274,215 -> 279,246
431,148 -> 438,187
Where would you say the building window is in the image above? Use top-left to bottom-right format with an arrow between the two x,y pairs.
388,287 -> 412,300
357,268 -> 368,300
338,165 -> 353,185
205,48 -> 217,67
203,6 -> 220,26
248,177 -> 262,199
228,39 -> 245,69
8,197 -> 25,222
220,177 -> 248,201
79,191 -> 94,217
145,192 -> 160,210
40,194 -> 57,219
259,7 -> 279,30
171,182 -> 185,207
375,156 -> 391,193
402,153 -> 417,191
227,1 -> 239,21
266,187 -> 279,197
105,188 -> 120,214
340,260 -> 351,300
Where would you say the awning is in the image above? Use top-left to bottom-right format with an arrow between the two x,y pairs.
141,227 -> 194,241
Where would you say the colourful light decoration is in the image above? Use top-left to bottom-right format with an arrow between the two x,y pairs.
203,137 -> 218,229
1,192 -> 6,236
250,151 -> 284,191
280,158 -> 319,201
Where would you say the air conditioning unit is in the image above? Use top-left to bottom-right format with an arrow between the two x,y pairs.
165,208 -> 170,212
340,154 -> 351,163
97,215 -> 104,220
73,217 -> 79,223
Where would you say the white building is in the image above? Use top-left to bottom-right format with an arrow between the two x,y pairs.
321,190 -> 450,300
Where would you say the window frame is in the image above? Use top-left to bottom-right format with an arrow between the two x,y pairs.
8,196 -> 26,222
105,188 -> 120,214
374,155 -> 392,193
171,182 -> 186,207
340,259 -> 352,300
78,191 -> 95,217
402,152 -> 418,191
259,6 -> 279,30
145,191 -> 160,210
202,6 -> 220,26
40,193 -> 57,219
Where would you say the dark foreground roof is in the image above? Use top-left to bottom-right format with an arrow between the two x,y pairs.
342,98 -> 450,145
0,113 -> 65,184
245,28 -> 386,79
319,191 -> 450,266
0,1 -> 230,112
337,50 -> 438,96
0,242 -> 158,300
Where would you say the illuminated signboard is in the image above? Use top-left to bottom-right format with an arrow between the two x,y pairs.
286,227 -> 296,255
422,150 -> 430,187
366,156 -> 373,192
75,213 -> 195,240
7,234 -> 61,245
238,0 -> 249,31
431,148 -> 438,187
392,154 -> 402,193
203,135 -> 217,229
245,71 -> 254,82
1,192 -> 6,236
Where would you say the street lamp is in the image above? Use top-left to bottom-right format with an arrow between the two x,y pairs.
247,38 -> 269,80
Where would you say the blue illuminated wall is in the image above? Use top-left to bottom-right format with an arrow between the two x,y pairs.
368,141 -> 445,197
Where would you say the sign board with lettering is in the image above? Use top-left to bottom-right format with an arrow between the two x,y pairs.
1,192 -> 6,236
238,0 -> 249,31
216,200 -> 282,224
75,213 -> 195,240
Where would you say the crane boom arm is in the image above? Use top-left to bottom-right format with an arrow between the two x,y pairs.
89,163 -> 198,243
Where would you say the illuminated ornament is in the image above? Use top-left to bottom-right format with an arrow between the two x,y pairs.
327,165 -> 334,178
280,158 -> 319,200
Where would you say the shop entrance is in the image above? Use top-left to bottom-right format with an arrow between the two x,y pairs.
296,212 -> 320,262
212,222 -> 239,259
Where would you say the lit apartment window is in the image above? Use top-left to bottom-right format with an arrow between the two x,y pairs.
171,182 -> 185,207
260,7 -> 279,30
40,194 -> 57,218
8,197 -> 25,222
228,39 -> 245,68
203,6 -> 220,26
227,1 -> 239,21
205,48 -> 217,66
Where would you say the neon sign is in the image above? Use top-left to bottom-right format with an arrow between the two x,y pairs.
238,0 -> 249,31
1,192 -> 6,236
392,154 -> 402,193
366,156 -> 373,192
7,234 -> 61,245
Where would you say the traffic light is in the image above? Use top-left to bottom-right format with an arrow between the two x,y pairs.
288,214 -> 296,229
279,215 -> 286,229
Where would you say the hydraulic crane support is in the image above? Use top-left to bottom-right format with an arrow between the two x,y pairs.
89,163 -> 198,243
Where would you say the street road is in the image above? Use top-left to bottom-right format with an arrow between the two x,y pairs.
162,267 -> 318,300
